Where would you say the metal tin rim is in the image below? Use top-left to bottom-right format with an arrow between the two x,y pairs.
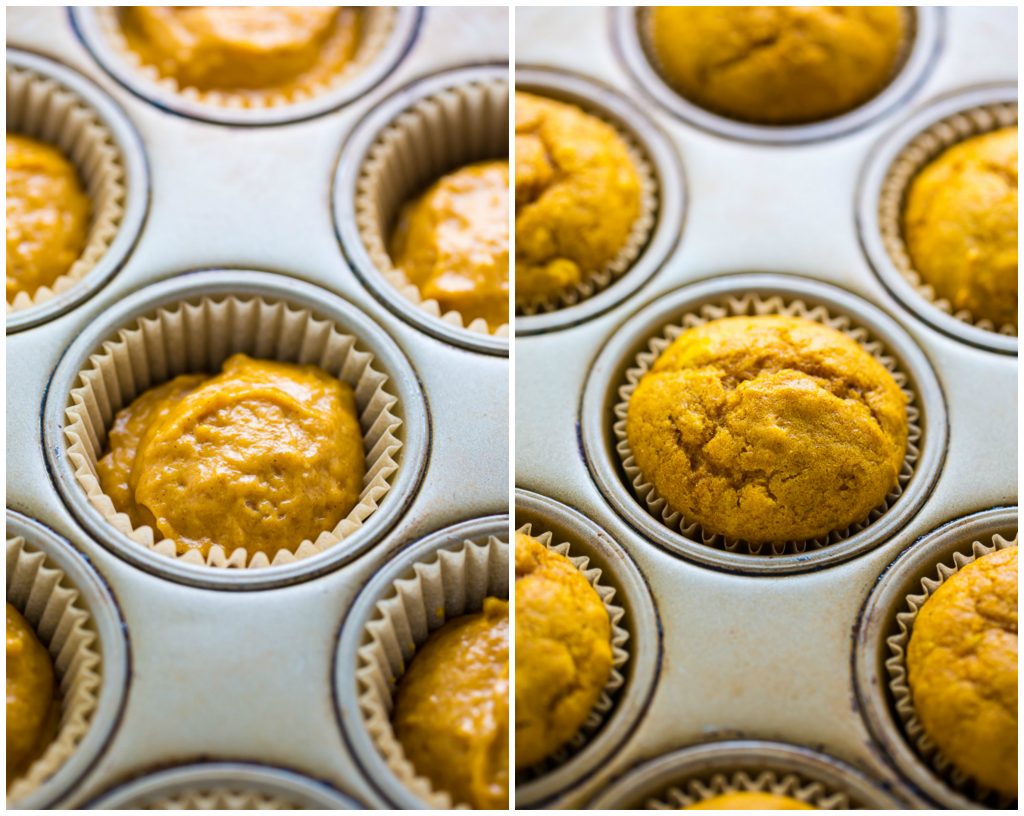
6,48 -> 150,334
333,63 -> 510,357
611,7 -> 945,145
6,509 -> 131,810
514,66 -> 686,336
514,489 -> 662,807
68,7 -> 422,128
852,506 -> 1018,809
333,514 -> 508,809
41,269 -> 431,591
587,739 -> 909,808
856,82 -> 1018,356
580,272 -> 949,576
84,761 -> 363,809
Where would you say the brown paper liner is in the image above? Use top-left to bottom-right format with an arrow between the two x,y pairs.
355,75 -> 510,337
515,96 -> 657,316
355,534 -> 508,809
139,789 -> 297,809
878,101 -> 1018,336
6,536 -> 103,805
614,294 -> 921,556
884,533 -> 1018,807
514,523 -> 629,778
646,768 -> 851,810
62,295 -> 403,569
93,7 -> 397,111
6,65 -> 126,312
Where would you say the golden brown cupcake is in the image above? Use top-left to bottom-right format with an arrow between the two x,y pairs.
6,603 -> 59,787
390,160 -> 509,331
6,134 -> 91,303
906,546 -> 1017,797
647,7 -> 906,124
515,531 -> 612,768
96,353 -> 365,559
515,91 -> 642,304
392,597 -> 509,809
686,792 -> 814,810
903,127 -> 1018,329
117,7 -> 361,97
626,315 -> 908,543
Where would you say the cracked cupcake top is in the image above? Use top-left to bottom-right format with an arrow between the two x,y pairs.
626,315 -> 908,543
514,531 -> 612,769
647,6 -> 906,124
514,91 -> 642,306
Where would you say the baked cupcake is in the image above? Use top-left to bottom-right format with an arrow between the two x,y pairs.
6,134 -> 91,303
6,603 -> 59,787
389,160 -> 509,331
515,531 -> 613,768
903,127 -> 1018,329
646,7 -> 906,124
515,91 -> 642,305
96,353 -> 365,560
686,792 -> 814,810
116,7 -> 362,97
906,546 -> 1017,797
626,315 -> 908,543
392,597 -> 509,809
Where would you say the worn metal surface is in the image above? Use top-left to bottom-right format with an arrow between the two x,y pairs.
7,6 -> 508,808
515,6 -> 1016,809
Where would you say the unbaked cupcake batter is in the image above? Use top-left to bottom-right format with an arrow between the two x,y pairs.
6,134 -> 90,303
686,792 -> 815,809
6,603 -> 58,787
96,354 -> 365,559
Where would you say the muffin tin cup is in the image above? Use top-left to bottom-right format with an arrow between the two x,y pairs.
580,273 -> 948,575
6,49 -> 148,333
514,66 -> 685,335
853,506 -> 1018,809
515,489 -> 661,807
587,740 -> 908,809
857,83 -> 1018,353
69,7 -> 422,127
6,510 -> 129,809
334,516 -> 509,809
613,7 -> 945,145
335,64 -> 510,352
42,269 -> 429,591
85,762 -> 363,809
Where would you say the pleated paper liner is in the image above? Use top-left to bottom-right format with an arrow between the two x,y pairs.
6,65 -> 126,313
93,7 -> 397,111
877,100 -> 1018,336
514,523 -> 629,780
613,294 -> 921,556
62,294 -> 403,569
137,789 -> 298,809
355,75 -> 510,337
355,534 -> 508,809
515,92 -> 658,316
6,536 -> 103,805
646,768 -> 852,810
884,532 -> 1018,808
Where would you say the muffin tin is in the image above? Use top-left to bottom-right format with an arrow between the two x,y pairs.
7,7 -> 507,808
516,6 -> 1016,809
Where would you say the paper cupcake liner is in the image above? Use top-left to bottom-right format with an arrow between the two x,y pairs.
6,65 -> 126,312
884,532 -> 1018,808
6,536 -> 103,804
646,768 -> 851,810
878,100 -> 1018,336
515,96 -> 658,316
514,523 -> 629,778
62,294 -> 403,569
354,75 -> 510,337
93,7 -> 397,111
138,789 -> 298,809
355,534 -> 508,809
613,293 -> 921,556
